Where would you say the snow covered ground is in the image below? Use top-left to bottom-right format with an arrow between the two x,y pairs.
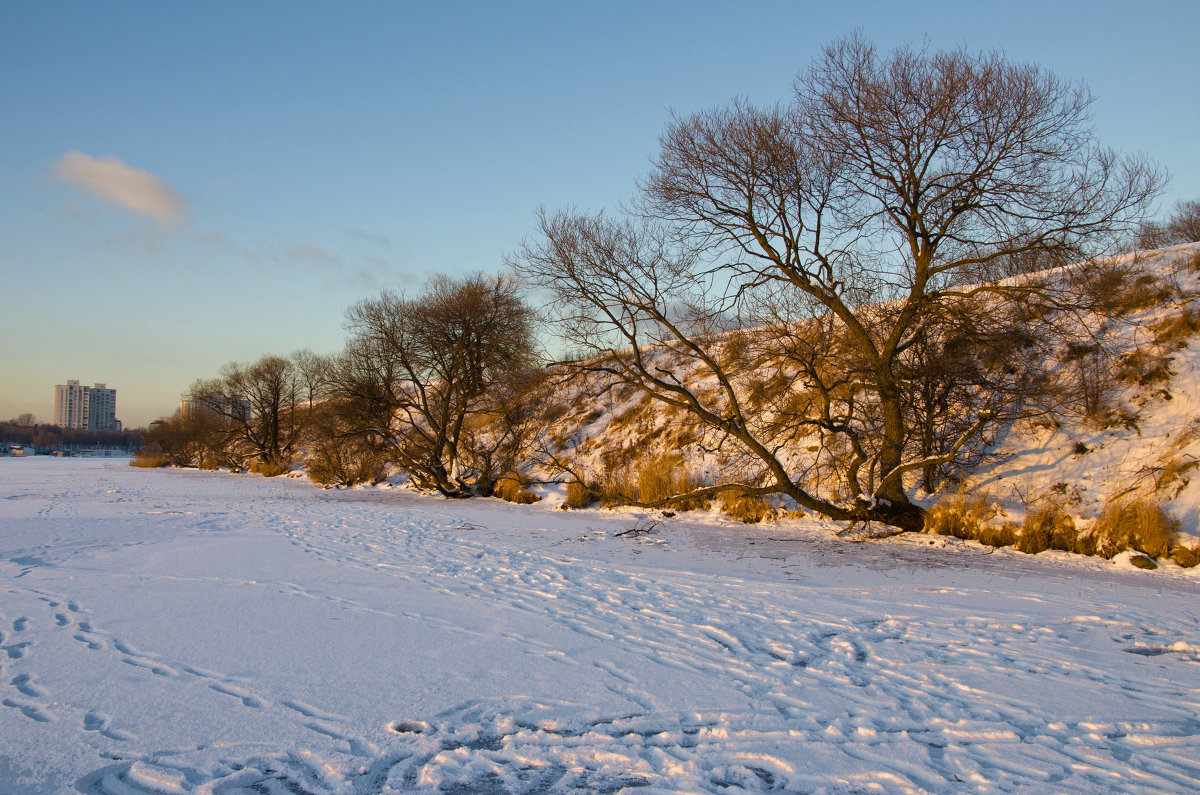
1,457 -> 1198,793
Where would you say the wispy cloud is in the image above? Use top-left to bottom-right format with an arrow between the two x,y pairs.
285,243 -> 335,264
346,229 -> 390,247
51,151 -> 186,227
349,255 -> 416,290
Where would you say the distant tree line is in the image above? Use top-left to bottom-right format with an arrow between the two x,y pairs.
1,418 -> 144,452
142,35 -> 1197,532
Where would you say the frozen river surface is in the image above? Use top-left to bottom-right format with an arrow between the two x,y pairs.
1,457 -> 1198,793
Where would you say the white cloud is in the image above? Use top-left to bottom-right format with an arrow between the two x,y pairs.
51,151 -> 186,227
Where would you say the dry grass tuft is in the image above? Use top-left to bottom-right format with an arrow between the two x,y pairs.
1079,264 -> 1171,316
1155,456 -> 1200,498
565,480 -> 592,509
1117,349 -> 1173,387
719,491 -> 777,524
1152,308 -> 1200,349
923,491 -> 996,540
637,455 -> 706,510
1169,545 -> 1199,568
493,473 -> 541,504
979,523 -> 1018,549
1018,504 -> 1077,554
130,453 -> 170,468
251,461 -> 290,478
1089,499 -> 1178,559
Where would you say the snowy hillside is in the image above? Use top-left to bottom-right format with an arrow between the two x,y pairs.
1,457 -> 1198,793
519,243 -> 1200,565
977,244 -> 1200,541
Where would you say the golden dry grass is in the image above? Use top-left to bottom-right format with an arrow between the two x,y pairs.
565,480 -> 592,508
129,453 -> 170,468
1018,504 -> 1078,554
250,461 -> 290,477
923,491 -> 996,540
1152,308 -> 1200,348
493,473 -> 541,504
637,455 -> 706,510
1089,499 -> 1178,559
719,491 -> 776,524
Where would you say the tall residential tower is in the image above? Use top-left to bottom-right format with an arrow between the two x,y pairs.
53,380 -> 119,430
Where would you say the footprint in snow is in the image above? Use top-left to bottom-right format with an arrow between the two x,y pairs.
389,719 -> 428,734
2,697 -> 54,722
83,712 -> 137,742
209,682 -> 264,708
12,673 -> 48,698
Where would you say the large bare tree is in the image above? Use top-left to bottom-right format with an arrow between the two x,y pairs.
516,35 -> 1163,531
332,273 -> 539,497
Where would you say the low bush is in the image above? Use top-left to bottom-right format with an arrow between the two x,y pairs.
130,452 -> 169,468
306,425 -> 389,487
493,472 -> 541,504
308,451 -> 387,487
1088,499 -> 1178,559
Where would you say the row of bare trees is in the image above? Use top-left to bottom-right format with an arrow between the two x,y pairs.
145,274 -> 541,495
147,35 -> 1183,532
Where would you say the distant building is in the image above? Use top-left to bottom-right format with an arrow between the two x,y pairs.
54,380 -> 119,430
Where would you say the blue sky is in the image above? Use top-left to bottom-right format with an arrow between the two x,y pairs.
2,0 -> 1197,427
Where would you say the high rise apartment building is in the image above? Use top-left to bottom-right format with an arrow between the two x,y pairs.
54,380 -> 119,431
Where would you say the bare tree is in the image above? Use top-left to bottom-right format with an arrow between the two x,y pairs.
1137,198 -> 1200,249
516,35 -> 1163,531
292,349 -> 332,410
332,273 -> 539,497
188,354 -> 305,468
